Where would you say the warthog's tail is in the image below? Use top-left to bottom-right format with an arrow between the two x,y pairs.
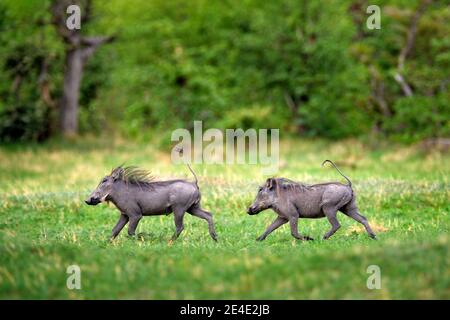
322,160 -> 352,187
187,163 -> 199,187
175,146 -> 199,186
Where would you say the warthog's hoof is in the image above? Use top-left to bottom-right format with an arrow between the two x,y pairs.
303,236 -> 314,241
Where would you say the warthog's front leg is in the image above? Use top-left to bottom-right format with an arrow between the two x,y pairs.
111,213 -> 129,240
127,214 -> 142,236
289,216 -> 314,241
257,216 -> 288,241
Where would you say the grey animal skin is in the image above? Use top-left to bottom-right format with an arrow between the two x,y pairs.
247,160 -> 376,241
85,165 -> 217,241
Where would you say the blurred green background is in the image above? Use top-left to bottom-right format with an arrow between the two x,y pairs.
0,0 -> 448,143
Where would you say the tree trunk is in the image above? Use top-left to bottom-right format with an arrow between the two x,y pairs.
51,0 -> 114,137
60,48 -> 83,136
394,0 -> 432,97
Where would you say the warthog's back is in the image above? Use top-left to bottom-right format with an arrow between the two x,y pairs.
111,179 -> 200,216
286,182 -> 353,218
136,180 -> 199,216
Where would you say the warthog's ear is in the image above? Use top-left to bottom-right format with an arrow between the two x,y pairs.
111,166 -> 124,181
266,178 -> 277,190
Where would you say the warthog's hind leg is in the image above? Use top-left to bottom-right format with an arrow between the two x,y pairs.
171,207 -> 186,241
188,205 -> 218,241
322,206 -> 341,239
342,205 -> 377,239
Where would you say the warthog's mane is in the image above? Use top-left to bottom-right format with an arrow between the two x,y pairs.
111,166 -> 186,189
113,166 -> 156,188
274,177 -> 344,196
275,178 -> 311,193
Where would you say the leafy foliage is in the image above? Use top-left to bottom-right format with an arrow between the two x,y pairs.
0,0 -> 448,142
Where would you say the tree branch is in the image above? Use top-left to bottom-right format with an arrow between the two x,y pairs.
80,35 -> 116,63
394,73 -> 413,97
80,35 -> 115,46
369,66 -> 392,117
394,0 -> 433,96
398,0 -> 432,70
284,92 -> 297,116
38,58 -> 56,108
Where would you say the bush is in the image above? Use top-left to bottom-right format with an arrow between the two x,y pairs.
384,94 -> 450,142
0,101 -> 50,142
215,106 -> 285,131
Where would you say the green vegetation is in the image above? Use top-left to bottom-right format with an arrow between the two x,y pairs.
0,0 -> 449,142
0,139 -> 448,299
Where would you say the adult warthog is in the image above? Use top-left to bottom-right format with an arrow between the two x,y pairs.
85,165 -> 217,241
247,160 -> 376,241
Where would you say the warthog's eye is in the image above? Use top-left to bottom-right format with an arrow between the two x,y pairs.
258,187 -> 263,192
101,178 -> 107,183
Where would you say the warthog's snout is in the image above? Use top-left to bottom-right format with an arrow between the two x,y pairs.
247,206 -> 257,215
85,197 -> 100,205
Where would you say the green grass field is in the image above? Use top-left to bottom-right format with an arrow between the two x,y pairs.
0,138 -> 449,299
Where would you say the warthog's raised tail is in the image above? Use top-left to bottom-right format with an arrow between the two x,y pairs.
186,163 -> 198,187
175,146 -> 199,187
322,159 -> 352,187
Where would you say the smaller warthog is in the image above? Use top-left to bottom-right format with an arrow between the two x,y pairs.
247,160 -> 376,241
85,165 -> 217,241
